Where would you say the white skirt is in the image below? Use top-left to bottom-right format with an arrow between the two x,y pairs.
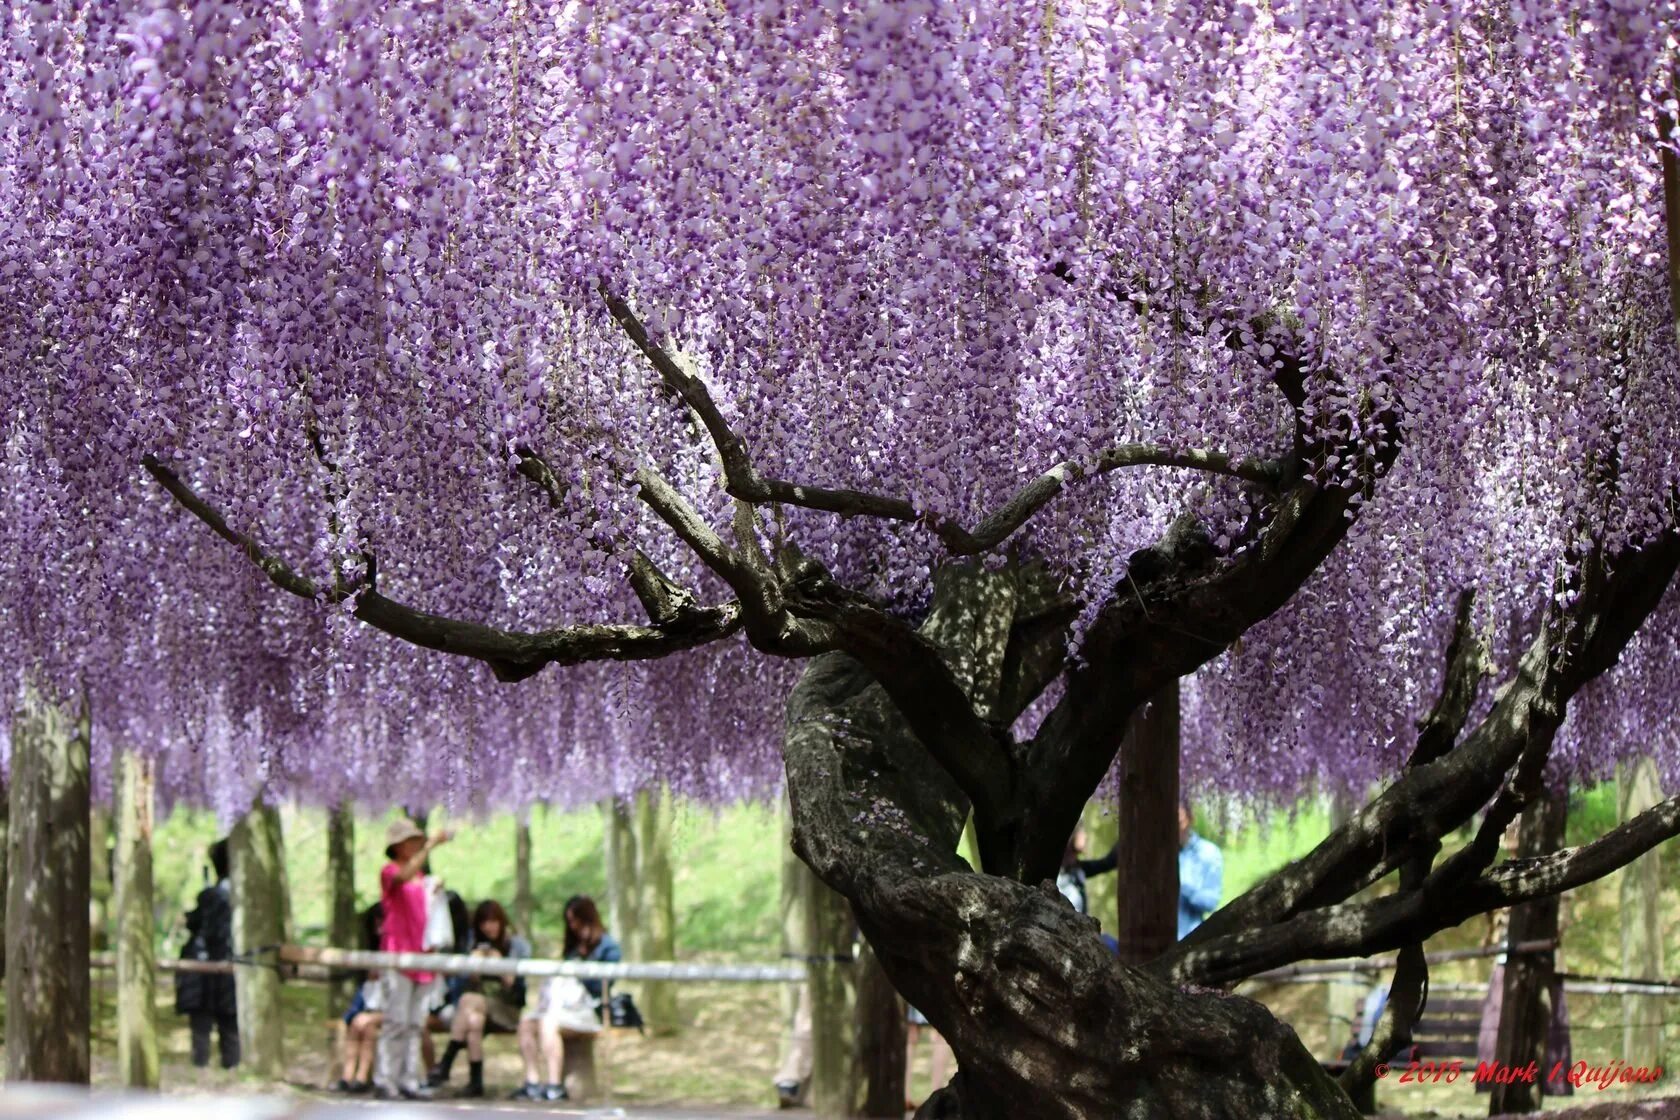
522,976 -> 603,1034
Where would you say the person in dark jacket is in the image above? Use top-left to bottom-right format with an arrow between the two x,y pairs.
175,838 -> 239,1069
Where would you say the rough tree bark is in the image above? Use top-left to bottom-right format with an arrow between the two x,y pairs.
5,697 -> 92,1084
1617,759 -> 1664,1067
1490,788 -> 1568,1115
231,799 -> 286,1079
326,801 -> 358,1011
114,749 -> 159,1089
1115,680 -> 1180,964
784,569 -> 1358,1120
148,288 -> 1680,1118
635,785 -> 679,1033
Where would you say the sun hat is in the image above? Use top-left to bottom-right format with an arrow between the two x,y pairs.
384,817 -> 424,856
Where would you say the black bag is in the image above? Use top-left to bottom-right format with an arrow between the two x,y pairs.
607,991 -> 645,1033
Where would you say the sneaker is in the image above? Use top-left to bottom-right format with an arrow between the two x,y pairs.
508,1082 -> 543,1100
426,1065 -> 448,1088
330,1079 -> 354,1093
373,1086 -> 401,1102
456,1082 -> 485,1099
541,1083 -> 570,1101
776,1080 -> 803,1108
398,1085 -> 435,1101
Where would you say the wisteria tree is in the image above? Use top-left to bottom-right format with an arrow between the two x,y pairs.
7,1 -> 1680,1116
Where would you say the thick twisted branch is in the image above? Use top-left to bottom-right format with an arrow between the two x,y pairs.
1161,793 -> 1680,987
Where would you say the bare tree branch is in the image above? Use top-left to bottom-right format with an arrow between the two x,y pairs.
142,455 -> 744,682
1340,944 -> 1427,1098
603,289 -> 1283,555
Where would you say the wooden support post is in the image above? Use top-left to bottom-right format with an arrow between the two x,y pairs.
636,786 -> 678,1033
231,800 -> 286,1078
90,808 -> 112,953
515,809 -> 535,937
114,750 -> 159,1088
1490,788 -> 1568,1114
1618,760 -> 1665,1067
802,856 -> 857,1118
326,802 -> 357,1013
853,936 -> 906,1117
602,797 -> 639,949
5,695 -> 92,1083
1114,680 -> 1180,965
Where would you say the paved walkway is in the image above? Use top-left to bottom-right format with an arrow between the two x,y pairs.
0,1088 -> 794,1120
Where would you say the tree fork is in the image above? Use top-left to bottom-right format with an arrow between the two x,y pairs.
785,642 -> 1357,1120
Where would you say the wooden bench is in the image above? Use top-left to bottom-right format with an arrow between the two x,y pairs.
1322,993 -> 1484,1114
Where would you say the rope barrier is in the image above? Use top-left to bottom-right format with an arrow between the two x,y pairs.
91,944 -> 808,983
1243,939 -> 1557,983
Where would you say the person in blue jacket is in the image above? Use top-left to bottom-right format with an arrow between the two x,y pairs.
1079,798 -> 1224,939
507,894 -> 623,1102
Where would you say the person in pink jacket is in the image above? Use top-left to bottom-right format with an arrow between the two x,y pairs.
374,817 -> 453,1100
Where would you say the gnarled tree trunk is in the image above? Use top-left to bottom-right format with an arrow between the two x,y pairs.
782,569 -> 1357,1120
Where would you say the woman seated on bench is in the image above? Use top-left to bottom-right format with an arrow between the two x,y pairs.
429,899 -> 531,1098
508,895 -> 620,1102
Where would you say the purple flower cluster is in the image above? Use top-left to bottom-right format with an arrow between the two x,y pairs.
1,1 -> 1677,813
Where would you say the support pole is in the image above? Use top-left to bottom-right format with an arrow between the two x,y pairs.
1618,760 -> 1665,1067
231,799 -> 286,1078
1490,788 -> 1569,1114
515,808 -> 535,937
636,786 -> 678,1033
114,750 -> 159,1088
1114,681 -> 1180,965
326,802 -> 357,1013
